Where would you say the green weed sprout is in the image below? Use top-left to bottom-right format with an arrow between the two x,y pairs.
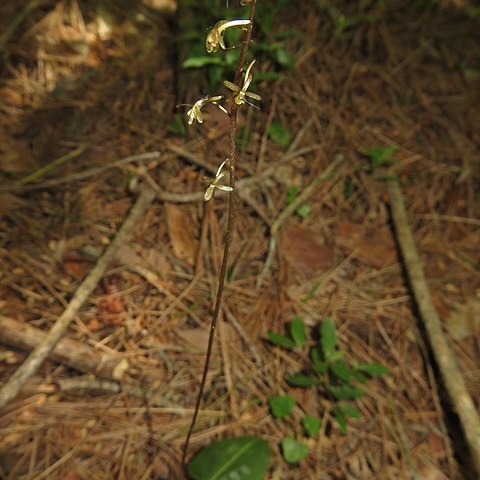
267,316 -> 390,463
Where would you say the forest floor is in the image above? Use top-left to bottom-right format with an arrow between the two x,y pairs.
0,1 -> 479,479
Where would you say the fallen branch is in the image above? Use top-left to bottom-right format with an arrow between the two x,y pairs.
0,316 -> 136,381
388,180 -> 480,475
0,187 -> 156,410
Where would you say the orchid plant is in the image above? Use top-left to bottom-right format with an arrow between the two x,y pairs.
180,1 -> 260,471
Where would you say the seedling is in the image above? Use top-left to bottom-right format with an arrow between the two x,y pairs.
285,186 -> 311,219
267,316 -> 390,462
359,144 -> 398,172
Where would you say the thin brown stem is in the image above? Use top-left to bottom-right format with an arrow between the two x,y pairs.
181,1 -> 257,469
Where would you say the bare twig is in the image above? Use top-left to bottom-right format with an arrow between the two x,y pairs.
0,187 -> 156,410
0,316 -> 132,381
388,180 -> 480,475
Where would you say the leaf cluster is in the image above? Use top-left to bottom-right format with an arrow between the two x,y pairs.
267,316 -> 390,463
181,0 -> 296,89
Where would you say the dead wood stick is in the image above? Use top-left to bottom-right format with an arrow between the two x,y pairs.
388,181 -> 480,474
0,187 -> 156,410
0,316 -> 131,381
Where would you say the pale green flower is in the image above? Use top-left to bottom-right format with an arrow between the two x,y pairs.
204,159 -> 233,201
206,19 -> 251,53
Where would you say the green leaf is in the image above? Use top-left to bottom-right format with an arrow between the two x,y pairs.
352,370 -> 368,384
329,360 -> 353,382
295,204 -> 311,219
182,56 -> 225,68
334,411 -> 347,434
286,374 -> 320,388
269,395 -> 296,419
359,145 -> 398,171
355,362 -> 390,376
281,437 -> 309,464
286,186 -> 299,205
254,71 -> 286,82
337,403 -> 361,419
268,121 -> 292,147
310,348 -> 327,373
320,317 -> 336,360
267,332 -> 295,348
275,48 -> 295,68
302,416 -> 322,437
290,316 -> 306,347
327,385 -> 365,400
187,436 -> 270,480
169,113 -> 186,137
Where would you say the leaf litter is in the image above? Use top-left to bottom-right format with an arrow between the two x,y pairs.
0,0 -> 479,479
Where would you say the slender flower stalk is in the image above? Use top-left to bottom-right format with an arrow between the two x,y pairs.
181,0 -> 258,470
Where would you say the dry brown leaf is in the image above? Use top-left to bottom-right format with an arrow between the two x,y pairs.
336,222 -> 397,267
280,225 -> 333,272
165,203 -> 197,265
144,247 -> 171,280
177,322 -> 239,352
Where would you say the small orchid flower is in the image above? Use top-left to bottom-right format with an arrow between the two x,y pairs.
204,159 -> 233,201
206,19 -> 251,53
223,60 -> 261,108
177,95 -> 228,125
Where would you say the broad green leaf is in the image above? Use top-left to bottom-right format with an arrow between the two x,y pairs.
337,403 -> 361,419
286,374 -> 320,388
327,384 -> 365,400
267,332 -> 295,348
183,56 -> 224,68
334,411 -> 347,434
290,316 -> 306,347
302,416 -> 322,437
268,121 -> 292,147
187,436 -> 269,480
295,204 -> 311,219
355,362 -> 390,376
269,395 -> 296,419
320,317 -> 336,360
281,437 -> 309,464
330,360 -> 353,382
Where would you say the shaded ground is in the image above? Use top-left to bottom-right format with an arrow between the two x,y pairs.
0,0 -> 479,479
